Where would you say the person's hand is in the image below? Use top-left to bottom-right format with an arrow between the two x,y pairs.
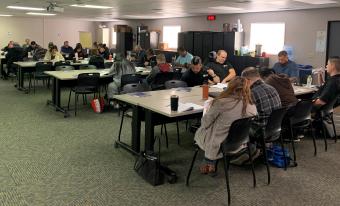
207,69 -> 214,76
144,61 -> 149,66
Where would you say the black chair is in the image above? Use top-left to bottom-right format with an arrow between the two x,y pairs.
150,72 -> 175,90
117,83 -> 146,146
89,55 -> 105,69
317,96 -> 339,150
79,65 -> 97,70
186,117 -> 256,206
55,65 -> 75,71
284,100 -> 317,161
54,61 -> 71,67
163,80 -> 188,146
104,61 -> 113,68
29,62 -> 53,93
120,73 -> 143,90
67,73 -> 100,116
257,107 -> 287,184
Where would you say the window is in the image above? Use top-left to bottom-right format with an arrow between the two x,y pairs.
250,23 -> 285,55
163,25 -> 181,49
112,29 -> 117,48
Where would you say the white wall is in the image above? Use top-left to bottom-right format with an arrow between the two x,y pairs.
0,17 -> 96,49
129,8 -> 340,67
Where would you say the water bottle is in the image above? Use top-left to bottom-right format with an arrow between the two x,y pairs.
75,52 -> 78,61
306,75 -> 312,87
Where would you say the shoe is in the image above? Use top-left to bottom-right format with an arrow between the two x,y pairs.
297,134 -> 304,139
199,164 -> 215,174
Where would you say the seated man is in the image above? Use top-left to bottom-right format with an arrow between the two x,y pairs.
272,50 -> 299,81
132,45 -> 146,67
5,43 -> 24,78
241,67 -> 281,138
313,56 -> 340,109
175,47 -> 193,68
205,50 -> 236,84
181,56 -> 210,87
259,68 -> 298,108
146,53 -> 172,85
30,41 -> 47,61
60,41 -> 74,59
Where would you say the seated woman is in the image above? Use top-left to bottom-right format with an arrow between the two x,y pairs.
107,53 -> 136,99
194,76 -> 257,174
146,53 -> 172,84
44,45 -> 65,62
74,43 -> 87,59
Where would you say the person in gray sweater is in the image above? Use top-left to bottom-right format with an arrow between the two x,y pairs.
107,53 -> 136,99
194,76 -> 257,174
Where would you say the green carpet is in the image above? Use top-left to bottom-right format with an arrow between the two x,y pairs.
1,79 -> 340,206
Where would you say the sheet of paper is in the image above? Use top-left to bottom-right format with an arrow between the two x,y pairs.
211,83 -> 228,89
177,102 -> 203,113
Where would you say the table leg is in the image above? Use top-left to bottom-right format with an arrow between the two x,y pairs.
46,77 -> 69,117
115,104 -> 141,155
145,109 -> 155,151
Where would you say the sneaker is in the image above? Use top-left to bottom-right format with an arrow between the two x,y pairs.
297,134 -> 304,139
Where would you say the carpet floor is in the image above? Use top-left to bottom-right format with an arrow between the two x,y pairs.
1,79 -> 340,206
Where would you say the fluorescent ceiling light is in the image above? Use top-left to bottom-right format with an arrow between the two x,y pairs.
70,4 -> 113,9
0,14 -> 13,17
209,6 -> 243,11
7,6 -> 45,11
293,0 -> 337,4
26,12 -> 56,16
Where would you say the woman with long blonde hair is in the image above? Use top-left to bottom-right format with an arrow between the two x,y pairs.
194,76 -> 257,174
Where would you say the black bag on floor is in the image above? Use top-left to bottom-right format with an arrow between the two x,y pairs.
134,137 -> 164,186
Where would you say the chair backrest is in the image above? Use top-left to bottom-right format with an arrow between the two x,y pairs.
54,61 -> 71,67
265,107 -> 287,141
35,62 -> 53,73
122,83 -> 146,94
289,100 -> 313,125
55,65 -> 75,71
151,72 -> 175,90
79,65 -> 97,70
121,74 -> 142,88
77,73 -> 100,88
221,117 -> 253,154
89,55 -> 105,69
104,61 -> 113,68
164,80 -> 188,89
319,95 -> 340,116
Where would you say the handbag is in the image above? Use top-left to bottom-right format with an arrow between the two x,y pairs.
134,137 -> 164,186
266,145 -> 294,168
90,97 -> 105,113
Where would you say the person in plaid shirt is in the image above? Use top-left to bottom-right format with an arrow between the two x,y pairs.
242,67 -> 282,138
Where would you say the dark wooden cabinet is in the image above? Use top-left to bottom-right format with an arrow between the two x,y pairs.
116,32 -> 133,56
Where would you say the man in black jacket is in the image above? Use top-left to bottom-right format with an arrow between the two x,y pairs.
5,43 -> 24,79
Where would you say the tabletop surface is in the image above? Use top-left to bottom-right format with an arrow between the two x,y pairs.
44,69 -> 112,80
114,85 -> 318,118
13,59 -> 114,68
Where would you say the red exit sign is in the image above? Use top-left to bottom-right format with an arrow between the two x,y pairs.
207,15 -> 216,21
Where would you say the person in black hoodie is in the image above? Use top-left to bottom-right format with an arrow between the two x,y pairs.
5,43 -> 24,78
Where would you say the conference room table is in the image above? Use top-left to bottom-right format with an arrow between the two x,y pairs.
13,59 -> 114,93
113,85 -> 318,155
44,69 -> 113,117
